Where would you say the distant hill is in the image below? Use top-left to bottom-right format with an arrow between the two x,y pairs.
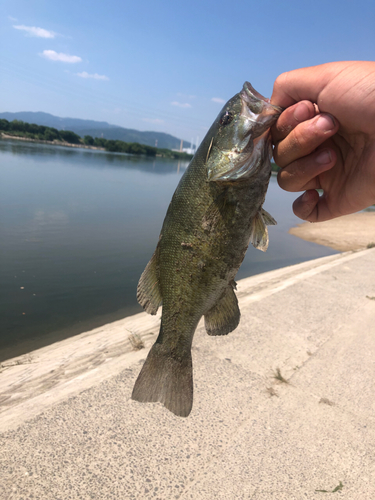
0,111 -> 193,150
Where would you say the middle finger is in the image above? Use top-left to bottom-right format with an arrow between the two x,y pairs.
273,113 -> 338,168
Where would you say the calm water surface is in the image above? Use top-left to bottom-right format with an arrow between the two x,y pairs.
0,140 -> 337,360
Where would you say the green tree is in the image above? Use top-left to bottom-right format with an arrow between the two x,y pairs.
59,130 -> 81,144
83,135 -> 94,145
44,128 -> 59,141
0,119 -> 9,131
93,137 -> 108,148
128,143 -> 147,155
9,120 -> 25,132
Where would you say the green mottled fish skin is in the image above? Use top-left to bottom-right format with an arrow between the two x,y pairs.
132,83 -> 281,417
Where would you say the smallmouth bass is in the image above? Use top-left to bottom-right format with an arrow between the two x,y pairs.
132,83 -> 282,417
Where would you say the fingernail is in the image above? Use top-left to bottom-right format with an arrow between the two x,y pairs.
316,114 -> 335,132
315,149 -> 332,164
293,102 -> 311,123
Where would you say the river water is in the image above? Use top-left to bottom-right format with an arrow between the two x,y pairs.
0,139 -> 336,360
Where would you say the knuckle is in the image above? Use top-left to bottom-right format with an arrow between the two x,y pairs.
277,167 -> 295,191
273,72 -> 289,93
290,125 -> 308,151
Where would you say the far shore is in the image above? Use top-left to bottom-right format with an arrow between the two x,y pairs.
1,132 -> 106,151
289,211 -> 375,251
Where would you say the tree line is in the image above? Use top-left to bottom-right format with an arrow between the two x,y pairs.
0,119 -> 193,160
0,118 -> 281,168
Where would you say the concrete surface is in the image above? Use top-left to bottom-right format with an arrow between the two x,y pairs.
1,248 -> 375,499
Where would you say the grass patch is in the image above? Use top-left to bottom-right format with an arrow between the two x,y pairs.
128,333 -> 145,351
266,387 -> 279,397
367,242 -> 375,248
316,481 -> 343,493
273,368 -> 289,384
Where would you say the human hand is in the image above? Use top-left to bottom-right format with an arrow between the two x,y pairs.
271,61 -> 375,222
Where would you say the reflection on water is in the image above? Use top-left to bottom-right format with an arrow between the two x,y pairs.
5,140 -> 188,174
0,139 -> 336,361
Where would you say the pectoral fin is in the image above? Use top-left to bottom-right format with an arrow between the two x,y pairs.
261,208 -> 277,226
250,211 -> 270,252
204,286 -> 240,336
137,249 -> 162,315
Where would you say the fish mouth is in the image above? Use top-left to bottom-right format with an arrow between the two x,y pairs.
238,82 -> 283,142
241,82 -> 283,115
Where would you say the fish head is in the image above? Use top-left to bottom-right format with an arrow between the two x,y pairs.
206,82 -> 282,182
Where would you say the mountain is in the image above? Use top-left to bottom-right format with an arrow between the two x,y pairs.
0,111 -> 193,150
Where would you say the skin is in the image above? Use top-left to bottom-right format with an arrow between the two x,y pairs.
270,61 -> 375,222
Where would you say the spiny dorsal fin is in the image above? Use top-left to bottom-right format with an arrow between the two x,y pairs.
204,286 -> 240,336
137,249 -> 162,315
250,211 -> 269,252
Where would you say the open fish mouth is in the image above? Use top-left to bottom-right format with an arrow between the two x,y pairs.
241,82 -> 283,115
238,82 -> 283,144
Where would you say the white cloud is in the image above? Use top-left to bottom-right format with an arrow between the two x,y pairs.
211,97 -> 225,104
142,118 -> 165,124
41,50 -> 82,63
14,25 -> 56,38
171,101 -> 191,108
8,16 -> 18,22
77,71 -> 109,81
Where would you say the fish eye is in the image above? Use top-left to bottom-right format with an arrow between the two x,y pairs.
219,111 -> 233,126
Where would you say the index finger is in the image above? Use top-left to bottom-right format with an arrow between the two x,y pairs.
270,62 -> 345,108
272,100 -> 316,144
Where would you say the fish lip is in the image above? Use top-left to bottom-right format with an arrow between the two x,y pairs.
243,81 -> 267,102
242,82 -> 283,114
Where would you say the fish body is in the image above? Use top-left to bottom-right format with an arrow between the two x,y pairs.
132,83 -> 282,417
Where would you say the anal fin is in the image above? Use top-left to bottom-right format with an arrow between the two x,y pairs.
204,286 -> 240,336
137,249 -> 162,315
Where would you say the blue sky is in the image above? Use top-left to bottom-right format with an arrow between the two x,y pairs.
1,0 -> 375,143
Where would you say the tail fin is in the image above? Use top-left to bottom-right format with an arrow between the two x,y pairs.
131,342 -> 193,417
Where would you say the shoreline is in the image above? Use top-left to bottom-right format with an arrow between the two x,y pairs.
0,133 -> 106,151
289,211 -> 375,251
0,134 -> 194,159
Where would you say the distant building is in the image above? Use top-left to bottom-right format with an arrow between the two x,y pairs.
182,147 -> 196,155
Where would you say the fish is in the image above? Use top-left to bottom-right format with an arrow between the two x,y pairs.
132,82 -> 282,417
